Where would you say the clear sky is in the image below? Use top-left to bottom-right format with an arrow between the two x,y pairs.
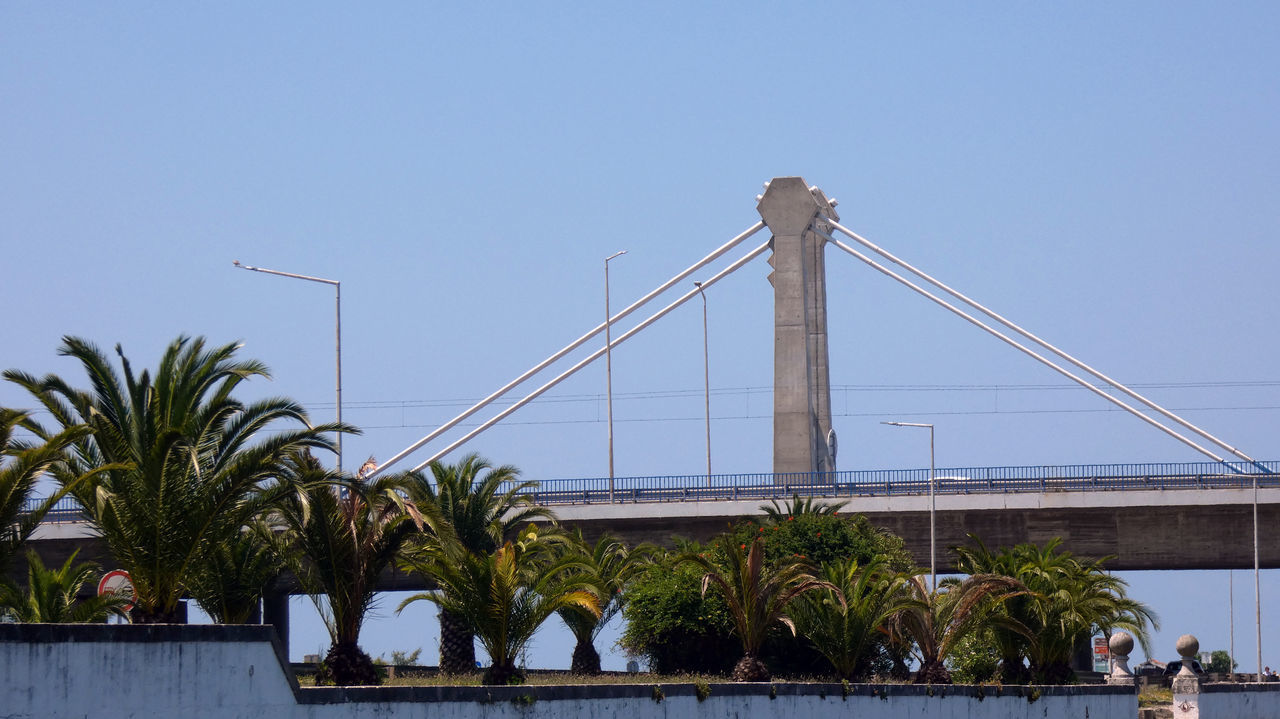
4,2 -> 1279,672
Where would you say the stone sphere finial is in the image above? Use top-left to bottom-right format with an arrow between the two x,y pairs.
1176,634 -> 1200,677
1177,634 -> 1200,660
1110,632 -> 1134,657
1108,631 -> 1135,680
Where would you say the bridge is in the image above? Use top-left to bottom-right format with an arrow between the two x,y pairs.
23,459 -> 1280,575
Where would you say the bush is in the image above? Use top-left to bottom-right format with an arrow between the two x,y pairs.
620,550 -> 738,674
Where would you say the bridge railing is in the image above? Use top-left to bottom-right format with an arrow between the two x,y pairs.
21,460 -> 1280,519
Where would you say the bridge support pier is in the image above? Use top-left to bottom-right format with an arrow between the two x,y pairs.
758,177 -> 838,478
263,589 -> 290,659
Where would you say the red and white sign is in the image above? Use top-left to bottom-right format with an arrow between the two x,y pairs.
98,570 -> 136,612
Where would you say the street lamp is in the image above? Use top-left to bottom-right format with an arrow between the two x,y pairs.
604,249 -> 627,501
883,421 -> 935,590
233,260 -> 343,472
693,281 -> 711,486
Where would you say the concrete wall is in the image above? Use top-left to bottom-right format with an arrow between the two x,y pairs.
1194,682 -> 1280,719
0,624 -> 1134,719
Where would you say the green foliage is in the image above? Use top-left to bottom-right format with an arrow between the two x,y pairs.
556,531 -> 657,674
727,512 -> 912,571
399,525 -> 599,685
790,557 -> 912,681
390,648 -> 423,666
4,335 -> 344,621
1208,649 -> 1236,674
947,628 -> 1001,684
0,549 -> 130,623
619,546 -> 738,675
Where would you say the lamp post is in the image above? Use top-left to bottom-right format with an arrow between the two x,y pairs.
233,261 -> 343,472
693,281 -> 711,486
604,250 -> 627,501
883,421 -> 935,590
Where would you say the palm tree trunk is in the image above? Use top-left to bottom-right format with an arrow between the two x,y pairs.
731,654 -> 771,682
130,601 -> 188,624
571,637 -> 601,675
439,608 -> 476,673
317,640 -> 380,686
914,659 -> 953,684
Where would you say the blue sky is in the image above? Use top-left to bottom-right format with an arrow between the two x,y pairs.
4,3 -> 1279,671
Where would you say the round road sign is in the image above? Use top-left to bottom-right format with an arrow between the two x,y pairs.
98,569 -> 136,612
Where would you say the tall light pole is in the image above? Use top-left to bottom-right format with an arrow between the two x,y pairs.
604,250 -> 627,501
693,281 -> 711,486
1255,473 -> 1262,680
233,260 -> 343,472
883,421 -> 935,590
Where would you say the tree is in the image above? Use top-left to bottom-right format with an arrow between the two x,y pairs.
887,573 -> 1026,684
399,524 -> 599,685
187,519 -> 281,624
791,557 -> 912,680
273,453 -> 434,686
5,336 -> 344,622
556,531 -> 656,674
404,453 -> 553,673
1208,649 -> 1236,674
0,549 -> 130,623
681,535 -> 834,682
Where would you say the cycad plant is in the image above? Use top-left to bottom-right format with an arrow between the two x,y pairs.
556,531 -> 656,674
791,557 -> 912,680
274,452 -> 435,686
681,535 -> 834,681
0,408 -> 101,576
399,524 -> 599,685
0,549 -> 131,623
405,454 -> 553,673
187,519 -> 282,624
4,336 -> 344,622
887,573 -> 1027,684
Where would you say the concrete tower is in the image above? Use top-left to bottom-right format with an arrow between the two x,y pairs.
757,177 -> 838,477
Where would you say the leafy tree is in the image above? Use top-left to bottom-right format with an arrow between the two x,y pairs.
556,531 -> 656,674
681,535 -> 833,681
5,336 -> 343,622
887,573 -> 1026,684
399,524 -> 599,685
273,452 -> 434,686
728,511 -> 913,571
404,453 -> 553,673
1208,649 -> 1236,674
619,545 -> 738,675
790,557 -> 912,680
0,549 -> 130,622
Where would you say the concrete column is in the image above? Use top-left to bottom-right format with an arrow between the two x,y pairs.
1171,634 -> 1203,719
758,177 -> 838,478
263,590 -> 290,660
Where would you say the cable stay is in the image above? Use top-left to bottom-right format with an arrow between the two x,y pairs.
816,217 -> 1269,476
370,221 -> 768,478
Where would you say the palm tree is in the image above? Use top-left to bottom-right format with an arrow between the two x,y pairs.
791,557 -> 912,680
404,454 -> 553,673
952,535 -> 1037,683
4,335 -> 345,622
887,573 -> 1027,684
187,519 -> 282,624
0,549 -> 130,623
399,524 -> 599,685
0,408 -> 101,576
761,493 -> 848,522
556,531 -> 656,674
681,535 -> 834,681
273,452 -> 436,686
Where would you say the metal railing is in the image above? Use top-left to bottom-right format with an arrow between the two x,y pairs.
20,459 -> 1280,520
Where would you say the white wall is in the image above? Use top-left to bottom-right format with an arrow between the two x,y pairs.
0,625 -> 1134,719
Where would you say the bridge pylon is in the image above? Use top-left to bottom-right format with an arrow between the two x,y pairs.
758,177 -> 839,478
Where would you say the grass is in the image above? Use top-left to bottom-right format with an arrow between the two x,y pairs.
297,670 -> 730,687
1138,687 -> 1172,707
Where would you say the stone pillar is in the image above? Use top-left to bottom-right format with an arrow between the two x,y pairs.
1171,634 -> 1202,719
1107,631 -> 1135,686
758,177 -> 838,478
